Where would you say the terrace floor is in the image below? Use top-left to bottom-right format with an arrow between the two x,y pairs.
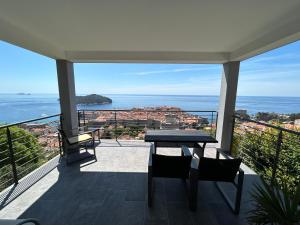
0,140 -> 259,225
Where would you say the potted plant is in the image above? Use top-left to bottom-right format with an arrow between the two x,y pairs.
248,179 -> 300,225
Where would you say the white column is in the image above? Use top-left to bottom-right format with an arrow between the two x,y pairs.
56,60 -> 78,136
216,61 -> 240,152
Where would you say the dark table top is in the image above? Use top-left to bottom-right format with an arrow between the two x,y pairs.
144,130 -> 218,143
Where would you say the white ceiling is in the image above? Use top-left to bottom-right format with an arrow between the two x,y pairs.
1,0 -> 300,63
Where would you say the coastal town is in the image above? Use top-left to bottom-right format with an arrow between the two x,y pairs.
82,106 -> 211,129
17,107 -> 215,154
18,107 -> 300,156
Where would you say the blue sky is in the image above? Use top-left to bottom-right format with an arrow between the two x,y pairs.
0,40 -> 299,96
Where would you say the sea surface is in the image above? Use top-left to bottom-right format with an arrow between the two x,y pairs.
0,94 -> 299,124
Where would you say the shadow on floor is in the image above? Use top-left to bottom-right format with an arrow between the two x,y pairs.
0,157 -> 60,210
15,157 -> 257,225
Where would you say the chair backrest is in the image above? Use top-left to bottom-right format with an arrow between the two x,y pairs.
152,154 -> 192,179
197,157 -> 242,182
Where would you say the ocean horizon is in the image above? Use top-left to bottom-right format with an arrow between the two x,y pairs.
0,93 -> 299,124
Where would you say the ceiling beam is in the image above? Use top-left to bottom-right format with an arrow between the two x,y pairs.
65,51 -> 230,64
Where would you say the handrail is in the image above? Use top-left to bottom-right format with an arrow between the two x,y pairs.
78,109 -> 218,141
0,114 -> 62,191
78,109 -> 217,113
234,115 -> 300,136
232,114 -> 300,189
0,114 -> 61,129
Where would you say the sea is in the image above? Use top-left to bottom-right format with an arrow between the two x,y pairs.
0,94 -> 299,124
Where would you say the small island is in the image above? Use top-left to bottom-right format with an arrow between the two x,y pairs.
17,93 -> 31,95
76,94 -> 112,105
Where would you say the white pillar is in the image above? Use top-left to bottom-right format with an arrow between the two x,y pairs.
216,61 -> 240,152
56,60 -> 78,137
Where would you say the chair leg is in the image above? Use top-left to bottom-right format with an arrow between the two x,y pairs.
148,166 -> 153,207
193,146 -> 204,158
234,170 -> 244,214
189,169 -> 198,211
216,150 -> 220,159
215,170 -> 244,215
93,138 -> 97,160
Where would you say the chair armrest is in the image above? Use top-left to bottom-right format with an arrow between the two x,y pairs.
17,219 -> 41,225
0,218 -> 41,225
148,144 -> 154,167
181,145 -> 192,157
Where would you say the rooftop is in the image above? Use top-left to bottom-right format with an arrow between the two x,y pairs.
0,140 -> 258,225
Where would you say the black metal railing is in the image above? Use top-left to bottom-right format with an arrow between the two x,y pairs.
0,114 -> 61,191
231,115 -> 300,192
78,109 -> 218,140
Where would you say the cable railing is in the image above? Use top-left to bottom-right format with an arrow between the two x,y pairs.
77,109 -> 218,140
0,114 -> 61,191
231,115 -> 300,192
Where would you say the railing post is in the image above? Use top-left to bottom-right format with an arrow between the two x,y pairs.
77,110 -> 81,127
271,130 -> 283,184
83,110 -> 86,127
146,111 -> 148,130
229,115 -> 236,155
114,111 -> 117,141
215,112 -> 218,138
211,111 -> 214,136
6,127 -> 18,185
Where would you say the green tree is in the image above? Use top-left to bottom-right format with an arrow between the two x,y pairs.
255,112 -> 279,122
0,126 -> 44,189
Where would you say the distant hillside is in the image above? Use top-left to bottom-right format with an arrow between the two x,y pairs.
76,94 -> 112,105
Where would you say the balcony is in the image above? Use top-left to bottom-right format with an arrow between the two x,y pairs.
0,139 -> 258,225
1,1 -> 300,224
0,108 -> 299,225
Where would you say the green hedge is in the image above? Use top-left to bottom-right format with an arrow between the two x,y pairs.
232,126 -> 300,193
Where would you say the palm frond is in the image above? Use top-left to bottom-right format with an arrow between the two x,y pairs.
247,179 -> 300,225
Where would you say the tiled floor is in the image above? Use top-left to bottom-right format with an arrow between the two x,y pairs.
0,140 -> 258,225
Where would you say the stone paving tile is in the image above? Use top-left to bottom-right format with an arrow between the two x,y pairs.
0,140 -> 257,225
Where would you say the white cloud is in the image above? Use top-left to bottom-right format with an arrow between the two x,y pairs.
122,66 -> 218,76
244,53 -> 300,64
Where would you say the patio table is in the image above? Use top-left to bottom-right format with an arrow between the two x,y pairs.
144,130 -> 218,154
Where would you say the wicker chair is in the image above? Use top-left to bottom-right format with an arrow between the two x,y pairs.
189,149 -> 244,214
58,128 -> 96,164
148,144 -> 192,207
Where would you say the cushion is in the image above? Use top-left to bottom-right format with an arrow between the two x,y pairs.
67,134 -> 92,145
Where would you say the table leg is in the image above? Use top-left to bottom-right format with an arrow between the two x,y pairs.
193,142 -> 207,158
